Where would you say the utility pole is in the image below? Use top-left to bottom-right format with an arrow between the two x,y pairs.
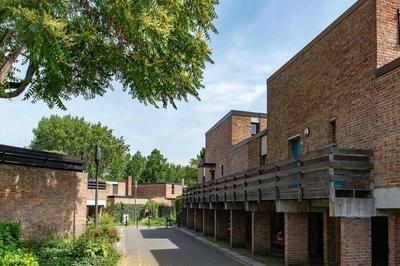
134,180 -> 138,228
94,146 -> 101,227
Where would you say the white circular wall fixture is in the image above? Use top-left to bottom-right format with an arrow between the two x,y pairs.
304,127 -> 310,137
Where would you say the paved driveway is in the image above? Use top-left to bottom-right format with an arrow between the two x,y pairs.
120,227 -> 243,266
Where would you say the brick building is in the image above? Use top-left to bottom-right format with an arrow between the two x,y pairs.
184,0 -> 400,265
0,144 -> 87,240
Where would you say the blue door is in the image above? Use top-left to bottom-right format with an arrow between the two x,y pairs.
291,137 -> 301,158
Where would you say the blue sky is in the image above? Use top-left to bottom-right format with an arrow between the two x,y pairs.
0,0 -> 356,165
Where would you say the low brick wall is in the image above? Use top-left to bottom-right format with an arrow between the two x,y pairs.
0,164 -> 87,240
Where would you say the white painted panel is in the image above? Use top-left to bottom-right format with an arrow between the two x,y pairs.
261,135 -> 267,156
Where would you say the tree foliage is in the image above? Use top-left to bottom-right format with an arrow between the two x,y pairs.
30,115 -> 201,185
0,0 -> 218,109
30,115 -> 129,180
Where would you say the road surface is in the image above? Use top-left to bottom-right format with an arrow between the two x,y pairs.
120,227 -> 243,266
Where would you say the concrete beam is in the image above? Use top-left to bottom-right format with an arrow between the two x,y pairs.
224,202 -> 244,210
245,201 -> 275,212
276,200 -> 311,213
198,202 -> 209,209
329,198 -> 376,218
374,188 -> 400,209
209,202 -> 225,210
190,203 -> 199,209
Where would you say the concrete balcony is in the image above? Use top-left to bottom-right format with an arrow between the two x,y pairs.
184,147 -> 373,205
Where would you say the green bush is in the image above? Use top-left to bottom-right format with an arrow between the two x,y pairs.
113,203 -> 145,224
85,213 -> 120,244
0,222 -> 39,266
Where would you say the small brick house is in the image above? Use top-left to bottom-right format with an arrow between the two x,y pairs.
184,1 -> 400,265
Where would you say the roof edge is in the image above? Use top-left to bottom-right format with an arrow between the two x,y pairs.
267,0 -> 368,83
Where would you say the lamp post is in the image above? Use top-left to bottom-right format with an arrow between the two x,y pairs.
134,180 -> 138,228
94,146 -> 101,227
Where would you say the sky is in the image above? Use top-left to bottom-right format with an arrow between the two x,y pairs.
0,0 -> 356,165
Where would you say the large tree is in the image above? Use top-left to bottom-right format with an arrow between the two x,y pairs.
30,115 -> 130,180
125,151 -> 147,183
0,0 -> 218,108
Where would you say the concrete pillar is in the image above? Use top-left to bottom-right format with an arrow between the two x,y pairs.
323,211 -> 340,265
284,213 -> 309,266
230,210 -> 246,248
194,208 -> 203,232
340,217 -> 371,266
187,208 -> 194,229
388,213 -> 400,266
203,209 -> 214,236
251,211 -> 271,255
215,209 -> 229,241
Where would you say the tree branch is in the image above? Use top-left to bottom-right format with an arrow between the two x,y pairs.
0,60 -> 35,99
0,47 -> 22,82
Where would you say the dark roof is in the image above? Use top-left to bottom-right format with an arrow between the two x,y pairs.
0,144 -> 85,172
199,162 -> 217,168
206,110 -> 267,135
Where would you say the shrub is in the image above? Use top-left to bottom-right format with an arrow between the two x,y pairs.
0,222 -> 39,266
85,212 -> 120,244
113,203 -> 145,224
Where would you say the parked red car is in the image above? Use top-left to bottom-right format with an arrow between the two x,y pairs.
272,231 -> 284,249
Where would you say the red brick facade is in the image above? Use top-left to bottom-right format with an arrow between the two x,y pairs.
284,213 -> 309,266
202,209 -> 214,236
201,111 -> 267,183
389,212 -> 400,266
214,209 -> 229,241
230,210 -> 247,248
251,211 -> 271,255
0,164 -> 87,240
340,218 -> 372,266
136,183 -> 182,200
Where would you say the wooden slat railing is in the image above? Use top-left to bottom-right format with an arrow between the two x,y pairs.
183,147 -> 373,204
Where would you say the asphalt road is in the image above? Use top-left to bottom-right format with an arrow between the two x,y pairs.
120,227 -> 243,266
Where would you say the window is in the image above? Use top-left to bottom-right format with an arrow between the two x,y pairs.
112,184 -> 118,195
221,165 -> 224,177
210,169 -> 215,180
171,184 -> 175,194
330,119 -> 336,144
251,122 -> 259,135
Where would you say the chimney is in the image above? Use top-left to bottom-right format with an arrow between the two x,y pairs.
126,176 -> 132,196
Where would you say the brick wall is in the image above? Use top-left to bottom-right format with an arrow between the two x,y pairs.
340,217 -> 371,266
187,208 -> 194,229
267,0 -> 400,188
251,211 -> 271,255
230,210 -> 247,248
377,0 -> 400,66
284,213 -> 309,266
323,211 -> 340,265
215,209 -> 230,240
136,183 -> 182,200
202,112 -> 267,183
0,164 -> 87,240
203,209 -> 214,236
194,208 -> 203,232
389,211 -> 400,266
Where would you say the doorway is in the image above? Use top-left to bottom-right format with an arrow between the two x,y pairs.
372,217 -> 388,266
309,213 -> 324,265
289,137 -> 301,158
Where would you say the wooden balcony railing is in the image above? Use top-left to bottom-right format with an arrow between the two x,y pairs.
183,147 -> 373,204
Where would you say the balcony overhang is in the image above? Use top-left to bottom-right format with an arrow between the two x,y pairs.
184,147 -> 373,207
199,162 -> 216,168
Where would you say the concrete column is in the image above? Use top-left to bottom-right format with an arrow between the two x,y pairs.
252,211 -> 271,255
203,209 -> 214,236
388,213 -> 400,266
230,210 -> 246,248
194,208 -> 203,232
323,211 -> 340,265
187,208 -> 195,229
340,217 -> 371,266
284,213 -> 309,266
215,209 -> 229,241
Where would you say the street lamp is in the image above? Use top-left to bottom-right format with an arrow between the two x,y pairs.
134,180 -> 138,228
94,146 -> 101,227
